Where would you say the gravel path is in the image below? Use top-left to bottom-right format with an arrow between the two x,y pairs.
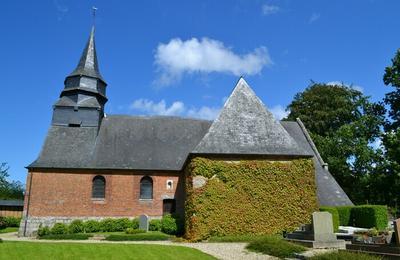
0,232 -> 275,260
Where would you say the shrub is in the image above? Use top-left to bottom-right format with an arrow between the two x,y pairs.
69,220 -> 84,234
126,228 -> 146,234
4,217 -> 21,227
351,205 -> 388,230
336,206 -> 353,226
106,232 -> 170,241
114,218 -> 131,231
161,214 -> 182,235
246,235 -> 306,258
39,233 -> 92,240
37,225 -> 51,237
131,218 -> 139,229
99,218 -> 117,232
84,220 -> 101,233
149,219 -> 162,231
51,223 -> 68,235
209,234 -> 267,242
319,207 -> 339,232
0,217 -> 6,230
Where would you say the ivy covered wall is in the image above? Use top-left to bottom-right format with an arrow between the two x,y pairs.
184,157 -> 318,241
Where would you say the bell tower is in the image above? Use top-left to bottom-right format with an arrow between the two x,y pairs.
51,26 -> 107,128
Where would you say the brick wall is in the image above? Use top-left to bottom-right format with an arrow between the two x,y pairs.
24,170 -> 184,218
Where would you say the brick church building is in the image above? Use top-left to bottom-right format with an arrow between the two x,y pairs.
19,28 -> 352,236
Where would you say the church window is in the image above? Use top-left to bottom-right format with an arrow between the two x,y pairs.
140,176 -> 153,199
92,175 -> 106,199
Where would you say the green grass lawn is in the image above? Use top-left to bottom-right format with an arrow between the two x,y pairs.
0,241 -> 215,260
0,227 -> 18,234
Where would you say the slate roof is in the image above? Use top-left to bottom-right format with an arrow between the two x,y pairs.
193,78 -> 311,157
0,200 -> 24,207
29,116 -> 211,171
67,26 -> 105,82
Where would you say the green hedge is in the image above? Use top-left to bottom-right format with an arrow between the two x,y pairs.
105,232 -> 170,241
39,233 -> 92,240
37,216 -> 180,238
185,158 -> 318,241
331,205 -> 388,230
319,207 -> 339,232
336,206 -> 353,226
351,205 -> 388,230
0,217 -> 21,229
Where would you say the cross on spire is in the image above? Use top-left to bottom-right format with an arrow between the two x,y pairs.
92,6 -> 98,27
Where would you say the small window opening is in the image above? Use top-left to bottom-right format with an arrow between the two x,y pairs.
166,180 -> 173,190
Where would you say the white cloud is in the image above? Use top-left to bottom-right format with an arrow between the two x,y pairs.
53,0 -> 69,21
130,99 -> 185,116
187,107 -> 221,120
269,105 -> 289,120
154,37 -> 272,86
326,81 -> 364,93
262,4 -> 280,15
309,13 -> 321,24
130,98 -> 288,121
130,99 -> 220,120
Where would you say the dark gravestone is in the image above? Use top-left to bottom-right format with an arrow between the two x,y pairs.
139,215 -> 149,231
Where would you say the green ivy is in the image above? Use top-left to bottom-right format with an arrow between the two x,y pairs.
185,158 -> 318,241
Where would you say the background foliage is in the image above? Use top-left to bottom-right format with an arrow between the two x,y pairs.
185,157 -> 318,241
0,163 -> 24,200
283,49 -> 400,212
286,83 -> 385,205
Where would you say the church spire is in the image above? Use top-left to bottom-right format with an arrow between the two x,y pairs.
52,24 -> 108,128
67,26 -> 105,82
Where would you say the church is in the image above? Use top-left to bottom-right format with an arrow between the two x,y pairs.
19,27 -> 352,236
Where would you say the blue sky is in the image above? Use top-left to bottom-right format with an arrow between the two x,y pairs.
1,0 -> 400,183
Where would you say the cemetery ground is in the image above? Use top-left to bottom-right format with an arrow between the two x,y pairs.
0,231 -> 380,260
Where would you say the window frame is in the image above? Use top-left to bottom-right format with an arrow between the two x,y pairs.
140,176 -> 153,200
92,175 -> 106,200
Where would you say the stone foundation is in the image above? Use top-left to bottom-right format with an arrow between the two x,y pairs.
18,216 -> 162,237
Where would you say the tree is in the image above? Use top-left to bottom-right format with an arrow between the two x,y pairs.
383,49 -> 400,129
286,83 -> 385,204
382,49 -> 400,210
0,162 -> 24,200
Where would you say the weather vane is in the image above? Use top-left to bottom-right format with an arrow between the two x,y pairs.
92,6 -> 98,27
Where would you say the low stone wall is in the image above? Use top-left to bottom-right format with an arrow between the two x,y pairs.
18,215 -> 162,237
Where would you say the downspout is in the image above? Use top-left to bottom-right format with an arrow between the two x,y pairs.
23,171 -> 33,237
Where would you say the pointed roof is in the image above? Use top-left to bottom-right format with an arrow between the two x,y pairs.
67,27 -> 105,82
193,78 -> 310,156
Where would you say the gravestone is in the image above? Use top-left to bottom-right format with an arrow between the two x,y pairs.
393,218 -> 400,245
139,214 -> 149,231
311,212 -> 346,248
286,211 -> 346,249
313,211 -> 337,242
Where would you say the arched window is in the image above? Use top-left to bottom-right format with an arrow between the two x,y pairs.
92,175 -> 105,199
140,176 -> 153,199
